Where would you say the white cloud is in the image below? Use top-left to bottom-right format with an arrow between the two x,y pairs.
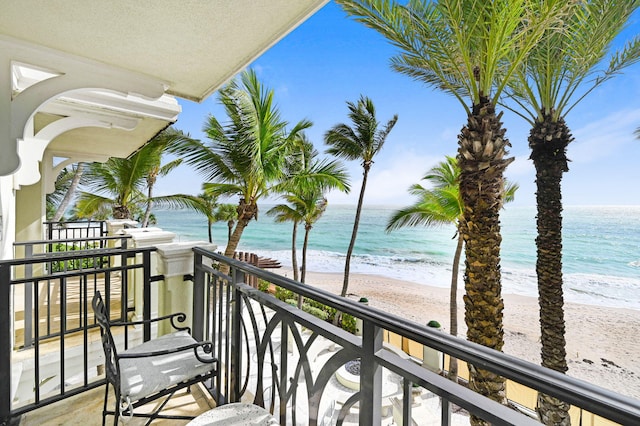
571,108 -> 640,164
327,152 -> 442,206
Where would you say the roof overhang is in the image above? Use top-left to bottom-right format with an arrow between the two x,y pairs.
1,0 -> 329,102
0,0 -> 329,177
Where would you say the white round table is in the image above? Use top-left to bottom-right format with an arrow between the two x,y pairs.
187,402 -> 279,425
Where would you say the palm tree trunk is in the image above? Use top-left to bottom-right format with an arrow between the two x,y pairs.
292,221 -> 299,282
340,166 -> 369,297
298,224 -> 312,309
207,218 -> 213,243
530,115 -> 571,426
52,163 -> 85,222
227,221 -> 233,243
221,198 -> 256,275
457,97 -> 511,421
142,182 -> 154,227
221,219 -> 248,275
448,230 -> 463,383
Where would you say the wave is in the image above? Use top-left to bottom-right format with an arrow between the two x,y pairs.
252,249 -> 640,311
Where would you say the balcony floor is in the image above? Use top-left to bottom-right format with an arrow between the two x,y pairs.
18,384 -> 215,425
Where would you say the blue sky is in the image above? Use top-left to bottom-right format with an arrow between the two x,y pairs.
158,1 -> 640,207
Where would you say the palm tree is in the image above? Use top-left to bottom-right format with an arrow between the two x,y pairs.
299,194 -> 328,286
49,162 -> 86,222
153,192 -> 219,243
268,202 -> 304,282
75,130 -> 185,221
269,137 -> 350,283
140,129 -> 188,227
214,203 -> 238,244
270,193 -> 329,308
337,0 -> 566,410
325,95 -> 397,299
47,163 -> 86,221
75,158 -> 148,220
503,3 -> 640,423
386,156 -> 518,385
168,69 -> 312,271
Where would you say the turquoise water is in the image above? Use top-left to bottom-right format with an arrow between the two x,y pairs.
153,205 -> 640,310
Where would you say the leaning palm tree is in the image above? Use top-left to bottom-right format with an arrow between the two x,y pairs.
386,156 -> 518,385
168,69 -> 312,271
503,3 -> 640,423
47,163 -> 87,221
337,0 -> 567,411
325,95 -> 397,299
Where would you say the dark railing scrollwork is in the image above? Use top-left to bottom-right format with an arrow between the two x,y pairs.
192,247 -> 640,426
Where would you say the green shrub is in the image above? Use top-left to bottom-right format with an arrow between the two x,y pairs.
341,313 -> 357,334
302,305 -> 329,321
273,285 -> 356,334
258,280 -> 270,293
275,286 -> 295,302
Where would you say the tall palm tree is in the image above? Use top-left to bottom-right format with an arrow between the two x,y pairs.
337,0 -> 566,411
503,3 -> 640,423
386,156 -> 518,385
168,69 -> 312,271
270,137 -> 350,283
325,95 -> 397,299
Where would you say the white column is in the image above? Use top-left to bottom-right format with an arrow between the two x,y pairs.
155,241 -> 217,334
119,228 -> 176,337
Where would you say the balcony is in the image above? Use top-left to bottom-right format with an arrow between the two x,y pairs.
1,229 -> 639,425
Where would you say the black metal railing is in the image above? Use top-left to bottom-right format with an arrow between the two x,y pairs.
44,220 -> 107,241
192,248 -> 640,426
0,243 -> 159,424
13,235 -> 131,348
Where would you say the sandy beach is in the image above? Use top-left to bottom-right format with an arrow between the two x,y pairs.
276,268 -> 640,401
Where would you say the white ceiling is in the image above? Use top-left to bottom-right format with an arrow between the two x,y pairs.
1,0 -> 329,102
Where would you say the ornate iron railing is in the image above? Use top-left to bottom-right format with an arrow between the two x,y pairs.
192,247 -> 640,426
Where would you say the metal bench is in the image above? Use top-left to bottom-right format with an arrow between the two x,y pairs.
92,291 -> 217,425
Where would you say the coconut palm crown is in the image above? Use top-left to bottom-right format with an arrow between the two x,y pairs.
168,69 -> 312,264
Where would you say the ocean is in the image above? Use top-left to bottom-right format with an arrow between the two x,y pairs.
153,205 -> 640,311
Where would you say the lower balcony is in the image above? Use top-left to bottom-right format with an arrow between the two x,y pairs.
1,238 -> 639,425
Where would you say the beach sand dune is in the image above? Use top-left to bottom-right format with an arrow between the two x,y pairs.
277,268 -> 640,400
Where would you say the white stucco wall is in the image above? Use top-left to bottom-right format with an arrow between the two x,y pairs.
0,175 -> 16,260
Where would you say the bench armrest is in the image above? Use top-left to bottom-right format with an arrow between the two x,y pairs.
110,312 -> 190,333
119,340 -> 217,364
